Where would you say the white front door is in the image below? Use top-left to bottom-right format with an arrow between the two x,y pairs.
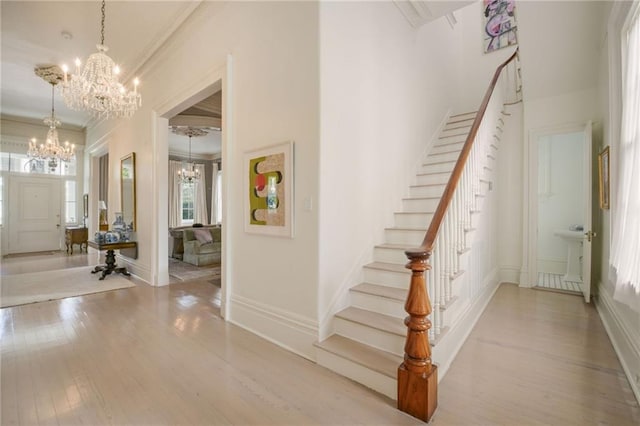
580,121 -> 593,303
8,175 -> 62,254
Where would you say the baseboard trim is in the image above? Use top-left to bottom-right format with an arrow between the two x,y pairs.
433,268 -> 500,380
116,255 -> 152,285
499,266 -> 520,284
595,285 -> 640,405
229,294 -> 319,362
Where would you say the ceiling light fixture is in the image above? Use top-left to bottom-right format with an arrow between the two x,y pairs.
28,66 -> 76,172
171,126 -> 209,184
61,0 -> 141,119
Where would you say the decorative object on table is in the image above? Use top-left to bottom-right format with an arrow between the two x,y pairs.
171,126 -> 209,183
99,200 -> 109,231
27,66 -> 76,172
244,141 -> 294,237
60,0 -> 141,118
112,211 -> 126,231
483,0 -> 518,53
105,231 -> 121,244
94,231 -> 107,244
598,145 -> 610,209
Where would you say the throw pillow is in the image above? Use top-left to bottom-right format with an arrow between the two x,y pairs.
193,228 -> 213,244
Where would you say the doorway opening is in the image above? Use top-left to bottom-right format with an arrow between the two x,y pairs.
527,122 -> 593,302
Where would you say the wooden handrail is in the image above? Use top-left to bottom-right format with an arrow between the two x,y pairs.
421,48 -> 519,252
397,47 -> 519,423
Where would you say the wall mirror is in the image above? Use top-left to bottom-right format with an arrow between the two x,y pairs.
121,152 -> 136,230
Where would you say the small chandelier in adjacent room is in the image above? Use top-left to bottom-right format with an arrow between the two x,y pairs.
61,0 -> 141,118
28,66 -> 76,171
171,126 -> 209,184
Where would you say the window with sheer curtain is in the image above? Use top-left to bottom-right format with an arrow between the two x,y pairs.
611,6 -> 640,305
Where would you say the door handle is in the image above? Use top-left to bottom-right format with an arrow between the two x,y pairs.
585,230 -> 596,242
56,224 -> 60,228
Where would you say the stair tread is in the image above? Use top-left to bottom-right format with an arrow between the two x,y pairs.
421,160 -> 457,166
450,111 -> 477,118
410,183 -> 446,188
395,211 -> 434,216
315,335 -> 402,379
336,307 -> 406,336
352,283 -> 407,301
385,226 -> 427,231
364,261 -> 409,274
376,243 -> 412,250
402,196 -> 440,201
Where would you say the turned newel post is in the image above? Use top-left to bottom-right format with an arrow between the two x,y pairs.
397,249 -> 438,423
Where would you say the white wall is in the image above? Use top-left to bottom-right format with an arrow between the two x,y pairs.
594,0 -> 640,402
317,1 -> 464,336
85,2 -> 320,359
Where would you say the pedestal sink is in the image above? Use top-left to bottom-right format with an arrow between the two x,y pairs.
554,229 -> 584,282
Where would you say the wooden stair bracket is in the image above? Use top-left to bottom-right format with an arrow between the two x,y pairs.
397,249 -> 437,422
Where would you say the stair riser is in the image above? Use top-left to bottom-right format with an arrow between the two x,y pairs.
384,228 -> 426,246
373,246 -> 409,264
440,126 -> 471,137
425,150 -> 460,163
409,185 -> 445,198
432,141 -> 464,154
415,173 -> 450,186
350,292 -> 405,319
334,318 -> 404,356
419,162 -> 456,174
394,212 -> 433,229
363,267 -> 410,288
316,349 -> 396,400
402,198 -> 439,212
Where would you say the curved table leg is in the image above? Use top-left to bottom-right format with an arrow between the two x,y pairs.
90,249 -> 131,280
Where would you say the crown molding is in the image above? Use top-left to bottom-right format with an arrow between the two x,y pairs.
1,114 -> 85,133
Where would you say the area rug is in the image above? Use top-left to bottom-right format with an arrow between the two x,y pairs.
169,258 -> 221,282
0,266 -> 135,308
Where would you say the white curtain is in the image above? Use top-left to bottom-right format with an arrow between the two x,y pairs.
168,160 -> 182,228
216,170 -> 223,224
611,8 -> 640,310
194,163 -> 209,225
210,162 -> 219,224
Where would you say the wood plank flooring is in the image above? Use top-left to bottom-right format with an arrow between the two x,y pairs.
1,252 -> 638,425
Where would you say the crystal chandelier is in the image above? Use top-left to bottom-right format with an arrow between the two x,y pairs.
61,0 -> 141,119
171,127 -> 209,184
28,66 -> 76,171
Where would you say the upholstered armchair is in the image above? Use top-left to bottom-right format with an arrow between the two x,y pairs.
183,227 -> 221,266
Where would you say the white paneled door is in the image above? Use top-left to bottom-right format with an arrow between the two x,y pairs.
8,175 -> 62,254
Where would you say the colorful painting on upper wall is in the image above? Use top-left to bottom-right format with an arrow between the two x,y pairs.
244,141 -> 294,237
483,0 -> 518,53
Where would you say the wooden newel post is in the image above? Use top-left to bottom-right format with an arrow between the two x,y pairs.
397,249 -> 438,423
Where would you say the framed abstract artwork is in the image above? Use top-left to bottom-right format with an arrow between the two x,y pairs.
598,146 -> 610,210
244,141 -> 294,237
483,0 -> 518,53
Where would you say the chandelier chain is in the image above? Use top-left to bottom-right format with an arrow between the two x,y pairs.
100,0 -> 105,46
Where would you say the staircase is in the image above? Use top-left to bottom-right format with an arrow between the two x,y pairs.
315,110 -> 499,399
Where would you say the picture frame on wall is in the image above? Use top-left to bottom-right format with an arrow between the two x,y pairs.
598,146 -> 610,210
244,141 -> 294,237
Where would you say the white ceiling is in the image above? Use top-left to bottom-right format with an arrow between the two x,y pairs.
1,1 -> 200,128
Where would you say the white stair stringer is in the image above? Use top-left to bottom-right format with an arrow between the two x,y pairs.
316,110 -> 503,400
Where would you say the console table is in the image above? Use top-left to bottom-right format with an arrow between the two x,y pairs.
65,227 -> 88,254
88,241 -> 138,280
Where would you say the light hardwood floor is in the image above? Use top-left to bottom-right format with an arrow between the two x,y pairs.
1,252 -> 638,425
